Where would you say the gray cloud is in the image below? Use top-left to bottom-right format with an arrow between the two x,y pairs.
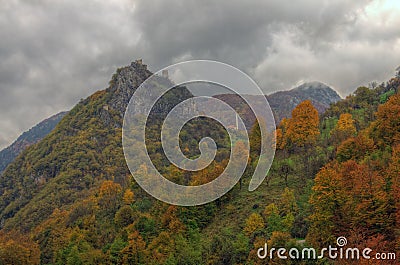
0,0 -> 399,148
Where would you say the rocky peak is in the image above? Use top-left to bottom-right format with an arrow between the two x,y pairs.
100,60 -> 193,127
107,59 -> 153,118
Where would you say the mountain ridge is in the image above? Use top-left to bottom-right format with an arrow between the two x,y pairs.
0,60 -> 194,232
0,73 -> 340,178
0,60 -> 399,264
213,81 -> 341,126
268,81 -> 341,121
0,111 -> 67,174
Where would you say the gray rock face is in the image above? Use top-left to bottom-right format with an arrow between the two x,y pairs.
107,60 -> 153,118
100,60 -> 193,127
290,81 -> 341,107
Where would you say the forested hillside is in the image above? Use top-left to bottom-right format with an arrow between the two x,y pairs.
0,111 -> 67,174
0,61 -> 399,264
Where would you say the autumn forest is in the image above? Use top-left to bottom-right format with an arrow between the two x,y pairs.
0,62 -> 400,265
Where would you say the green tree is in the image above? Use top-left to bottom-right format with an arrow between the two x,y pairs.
114,205 -> 135,228
264,204 -> 284,235
66,245 -> 82,265
109,238 -> 127,265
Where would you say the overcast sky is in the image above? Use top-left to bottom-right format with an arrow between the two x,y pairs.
0,0 -> 399,149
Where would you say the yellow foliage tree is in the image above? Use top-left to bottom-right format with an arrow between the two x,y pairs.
263,203 -> 279,218
373,93 -> 400,146
331,113 -> 357,144
279,187 -> 298,215
0,231 -> 41,265
336,113 -> 356,134
161,205 -> 185,234
244,213 -> 265,236
147,231 -> 174,264
123,189 -> 135,205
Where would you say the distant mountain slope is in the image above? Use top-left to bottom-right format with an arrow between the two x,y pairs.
0,111 -> 67,173
213,81 -> 341,128
268,81 -> 341,122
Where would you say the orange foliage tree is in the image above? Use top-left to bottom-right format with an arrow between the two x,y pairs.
372,94 -> 400,146
286,100 -> 320,148
121,231 -> 146,264
309,159 -> 392,249
275,118 -> 289,150
98,180 -> 122,210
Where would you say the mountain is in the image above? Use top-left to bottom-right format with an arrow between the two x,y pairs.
0,62 -> 341,233
213,81 -> 341,129
0,60 -> 204,232
0,80 -> 338,176
1,59 -> 398,264
0,60 -> 231,264
0,111 -> 67,174
268,81 -> 341,122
